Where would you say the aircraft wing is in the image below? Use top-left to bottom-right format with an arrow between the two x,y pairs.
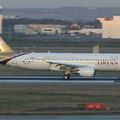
45,61 -> 95,77
45,61 -> 92,71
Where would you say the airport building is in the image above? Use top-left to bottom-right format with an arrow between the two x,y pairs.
97,16 -> 120,39
4,15 -> 19,19
68,16 -> 120,38
68,29 -> 102,36
14,24 -> 66,35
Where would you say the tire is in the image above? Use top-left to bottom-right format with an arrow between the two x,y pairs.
64,74 -> 70,80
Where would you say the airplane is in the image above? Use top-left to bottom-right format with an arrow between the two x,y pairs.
0,36 -> 120,80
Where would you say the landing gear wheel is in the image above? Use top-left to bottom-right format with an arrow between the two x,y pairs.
64,74 -> 70,80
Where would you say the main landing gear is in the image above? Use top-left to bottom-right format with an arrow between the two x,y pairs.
63,74 -> 70,80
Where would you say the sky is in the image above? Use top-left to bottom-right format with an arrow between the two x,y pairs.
0,0 -> 120,8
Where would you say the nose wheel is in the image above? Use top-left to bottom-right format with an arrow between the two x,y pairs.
64,74 -> 70,80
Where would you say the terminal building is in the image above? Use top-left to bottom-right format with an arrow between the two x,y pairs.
68,29 -> 102,36
68,16 -> 120,39
14,24 -> 66,35
97,16 -> 120,39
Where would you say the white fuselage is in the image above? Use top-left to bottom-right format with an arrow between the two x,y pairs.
6,53 -> 120,72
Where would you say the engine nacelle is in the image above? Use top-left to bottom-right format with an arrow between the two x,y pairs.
50,65 -> 61,71
77,67 -> 95,77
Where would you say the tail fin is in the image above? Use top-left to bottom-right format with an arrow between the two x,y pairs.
0,37 -> 14,54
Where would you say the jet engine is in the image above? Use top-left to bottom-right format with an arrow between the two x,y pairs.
76,67 -> 95,77
50,65 -> 62,71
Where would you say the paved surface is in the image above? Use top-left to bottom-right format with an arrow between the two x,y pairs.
0,76 -> 119,85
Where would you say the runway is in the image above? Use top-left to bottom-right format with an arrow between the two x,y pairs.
0,76 -> 119,84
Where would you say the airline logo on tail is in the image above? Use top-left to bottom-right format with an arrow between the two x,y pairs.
0,37 -> 15,60
0,37 -> 14,54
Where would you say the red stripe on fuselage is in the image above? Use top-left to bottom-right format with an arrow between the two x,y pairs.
0,54 -> 26,65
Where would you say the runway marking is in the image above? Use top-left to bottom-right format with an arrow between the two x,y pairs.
0,79 -> 116,84
0,76 -> 119,80
0,77 -> 118,84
